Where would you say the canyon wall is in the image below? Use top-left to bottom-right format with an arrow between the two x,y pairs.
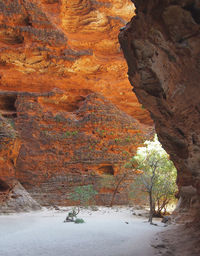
0,89 -> 148,207
0,0 -> 153,209
0,0 -> 150,124
119,0 -> 200,223
15,91 -> 147,205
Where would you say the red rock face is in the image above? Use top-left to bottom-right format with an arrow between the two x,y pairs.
119,0 -> 200,223
0,0 -> 151,124
0,114 -> 19,184
0,0 -> 153,208
0,90 -> 148,206
0,112 -> 20,205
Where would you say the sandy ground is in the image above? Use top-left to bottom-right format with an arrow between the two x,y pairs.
0,207 -> 166,256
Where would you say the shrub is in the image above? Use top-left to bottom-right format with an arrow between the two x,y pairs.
74,218 -> 85,224
69,185 -> 98,207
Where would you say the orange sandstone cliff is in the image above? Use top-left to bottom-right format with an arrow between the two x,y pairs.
0,0 -> 151,209
0,0 -> 150,123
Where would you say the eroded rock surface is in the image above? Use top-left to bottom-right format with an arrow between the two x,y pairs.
119,0 -> 200,223
0,0 -> 153,209
0,90 -> 148,206
0,0 -> 150,124
0,180 -> 41,213
0,113 -> 20,187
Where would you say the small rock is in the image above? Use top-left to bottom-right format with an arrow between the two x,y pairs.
152,244 -> 166,249
162,216 -> 171,224
53,205 -> 60,210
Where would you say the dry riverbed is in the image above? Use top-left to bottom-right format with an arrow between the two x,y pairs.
0,207 -> 167,256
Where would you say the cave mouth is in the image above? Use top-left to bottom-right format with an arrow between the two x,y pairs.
0,179 -> 10,192
0,95 -> 17,118
98,165 -> 115,175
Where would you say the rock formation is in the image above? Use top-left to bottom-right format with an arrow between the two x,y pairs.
0,0 -> 153,209
0,0 -> 150,124
119,0 -> 200,223
0,180 -> 41,214
0,113 -> 20,187
0,90 -> 148,206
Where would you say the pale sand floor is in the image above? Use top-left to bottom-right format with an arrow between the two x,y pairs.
0,207 -> 166,256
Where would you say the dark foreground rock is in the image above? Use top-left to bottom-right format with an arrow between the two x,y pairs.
119,0 -> 200,225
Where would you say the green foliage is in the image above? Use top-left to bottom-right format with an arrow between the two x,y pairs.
8,119 -> 15,129
0,115 -> 17,140
96,128 -> 106,137
129,135 -> 177,216
74,218 -> 85,224
124,158 -> 135,169
65,207 -> 80,222
69,185 -> 98,207
71,131 -> 78,136
65,186 -> 97,223
54,114 -> 66,122
63,130 -> 79,138
125,136 -> 131,142
122,150 -> 130,158
114,133 -> 145,145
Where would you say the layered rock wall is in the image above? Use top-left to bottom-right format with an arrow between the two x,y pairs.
0,0 -> 152,208
0,90 -> 148,206
119,0 -> 200,223
0,0 -> 151,124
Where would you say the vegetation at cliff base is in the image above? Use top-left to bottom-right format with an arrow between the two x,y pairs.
128,135 -> 177,224
65,185 -> 97,223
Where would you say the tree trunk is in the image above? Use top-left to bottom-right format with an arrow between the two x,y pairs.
110,189 -> 118,207
148,190 -> 153,224
109,173 -> 127,207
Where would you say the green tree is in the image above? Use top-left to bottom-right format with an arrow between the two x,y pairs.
65,185 -> 98,223
128,135 -> 177,224
69,185 -> 98,209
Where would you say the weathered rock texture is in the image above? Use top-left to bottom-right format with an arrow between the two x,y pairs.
0,90 -> 148,206
154,225 -> 200,256
0,180 -> 41,214
0,0 -> 153,209
0,113 -> 20,186
0,0 -> 150,124
119,0 -> 200,223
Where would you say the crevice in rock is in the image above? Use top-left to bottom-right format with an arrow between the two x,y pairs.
0,179 -> 10,192
24,15 -> 32,26
0,95 -> 17,118
176,128 -> 185,138
183,3 -> 200,24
